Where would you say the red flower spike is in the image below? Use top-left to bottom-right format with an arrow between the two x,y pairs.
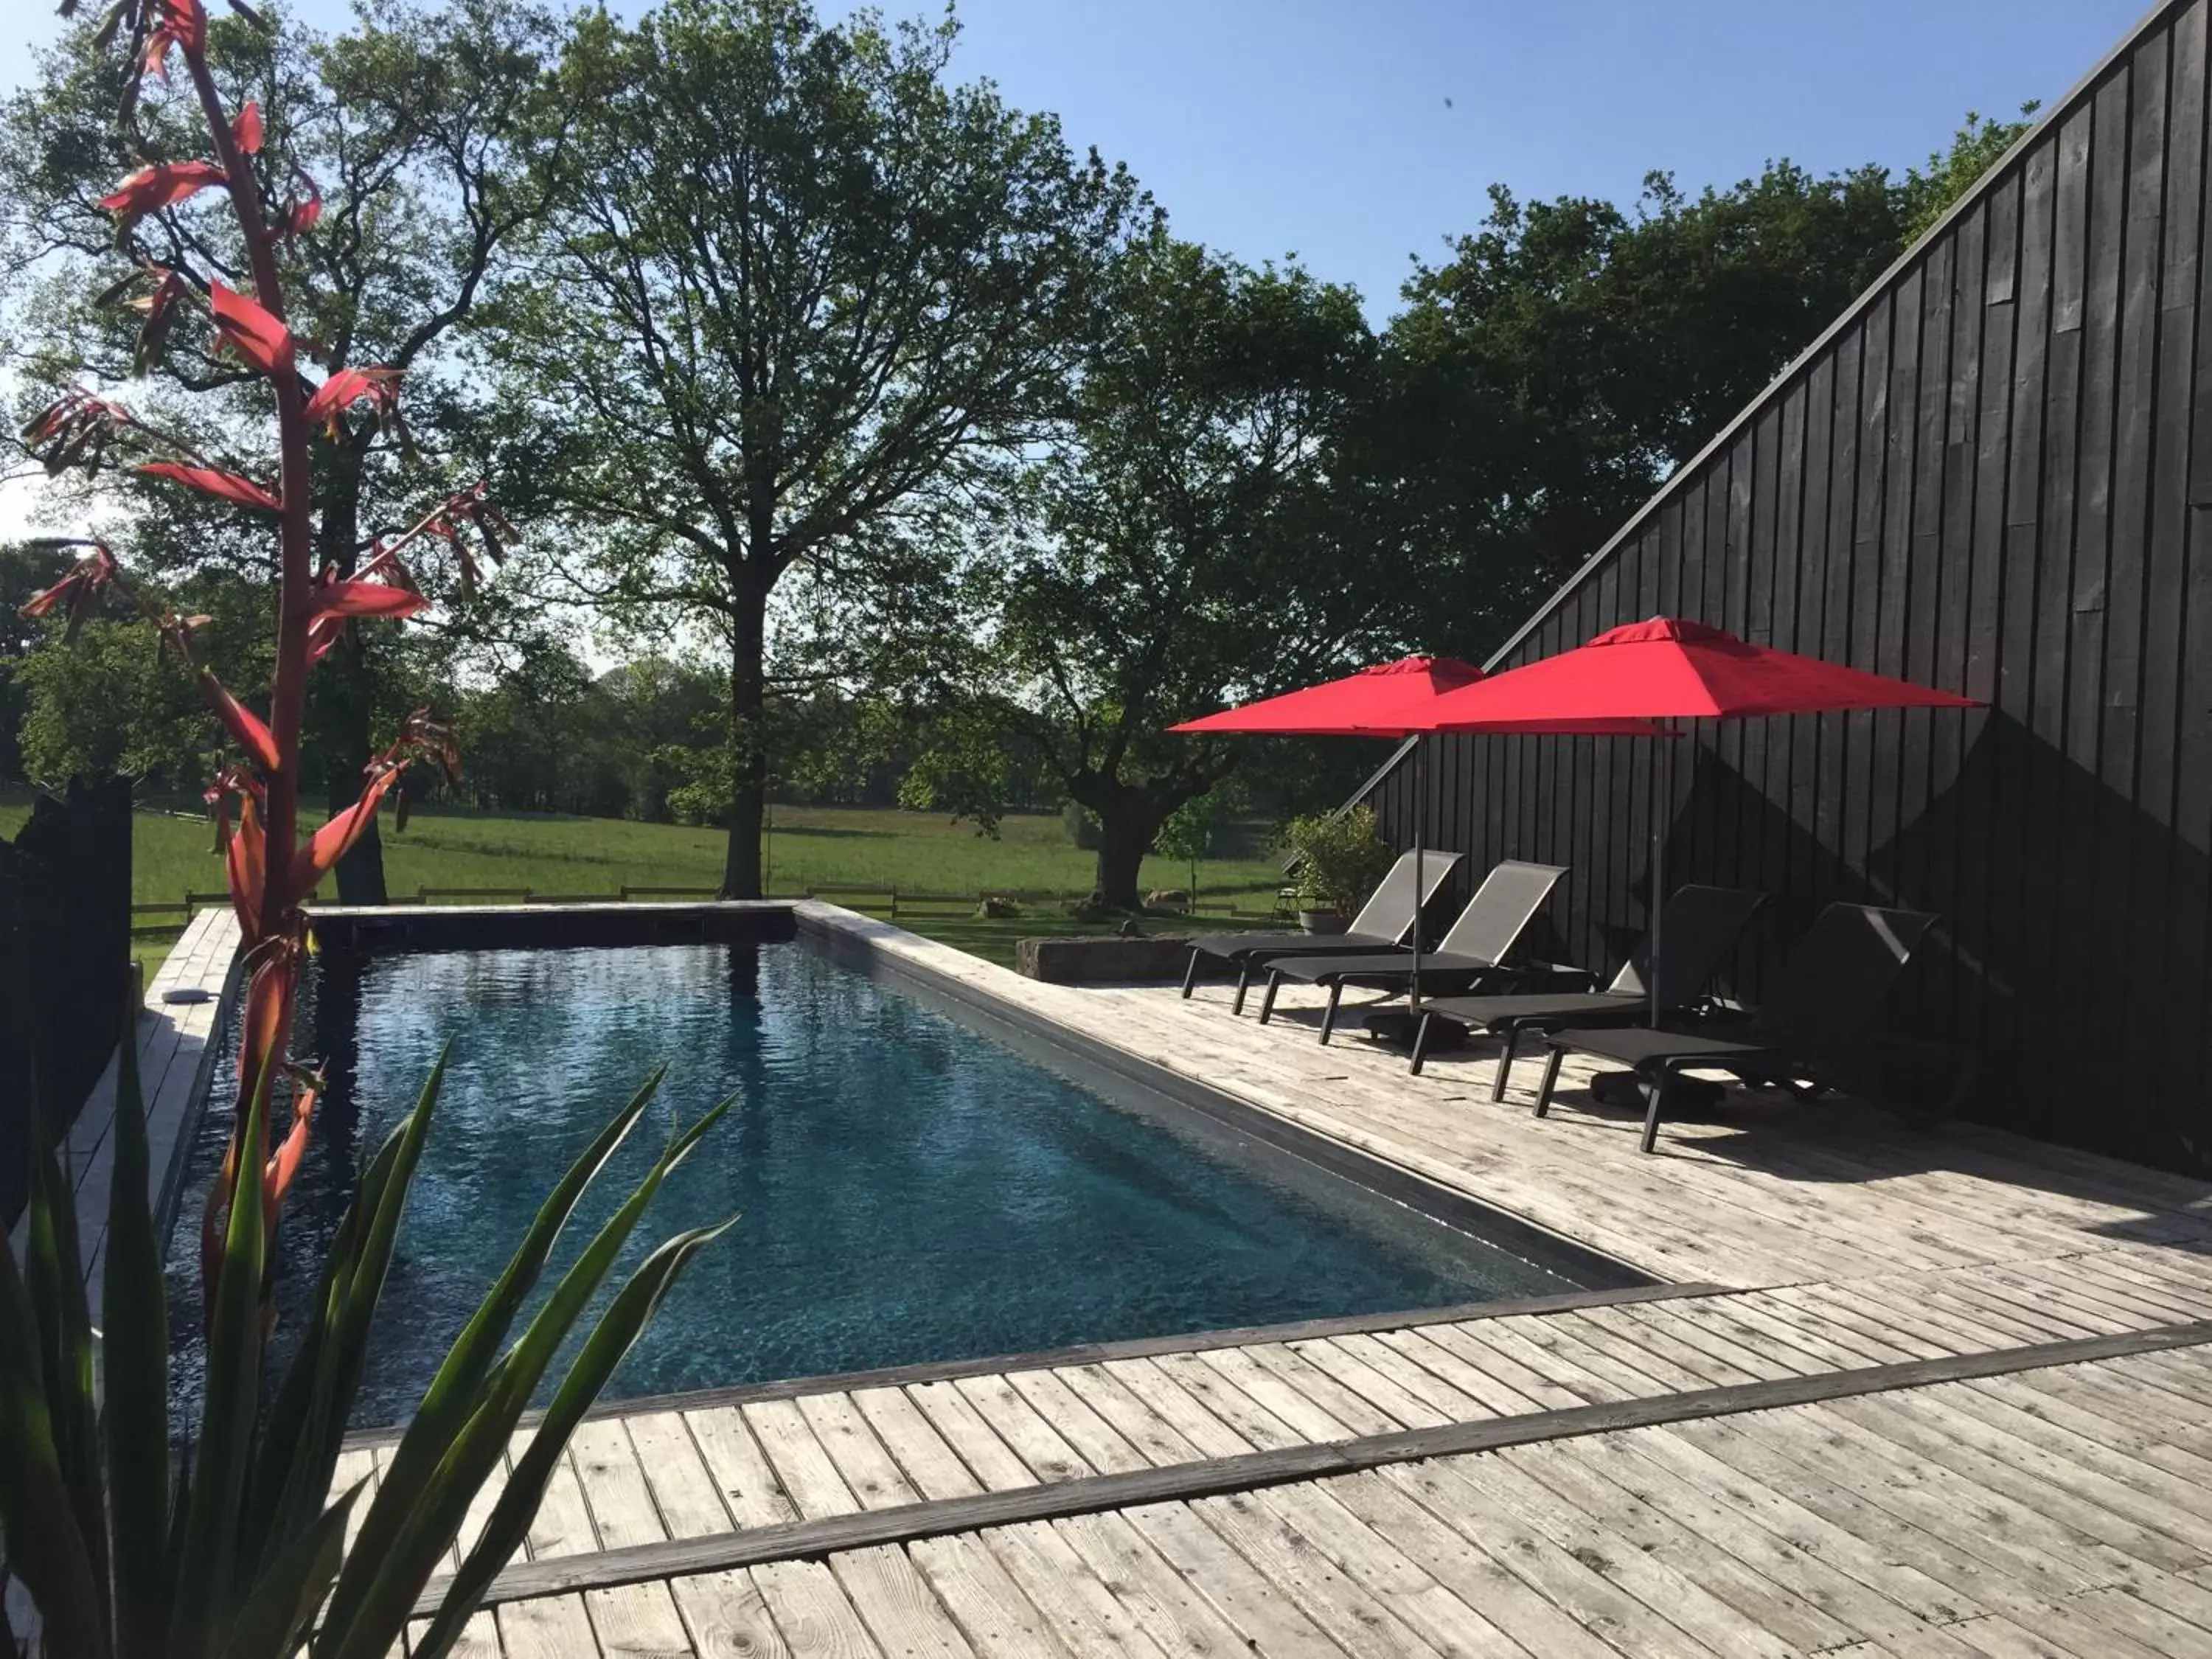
21,545 -> 119,643
232,100 -> 262,155
305,576 -> 429,626
98,159 -> 223,222
302,366 -> 401,437
21,391 -> 136,473
290,765 -> 400,894
304,615 -> 348,668
197,671 -> 282,772
142,0 -> 207,80
127,266 -> 187,370
282,173 -> 323,243
261,1068 -> 319,1228
209,281 -> 294,378
226,788 -> 266,945
139,461 -> 282,514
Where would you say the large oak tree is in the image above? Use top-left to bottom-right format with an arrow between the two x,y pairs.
489,0 -> 1145,896
911,235 -> 1385,908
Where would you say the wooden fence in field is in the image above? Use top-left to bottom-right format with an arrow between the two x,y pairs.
128,881 -> 1272,936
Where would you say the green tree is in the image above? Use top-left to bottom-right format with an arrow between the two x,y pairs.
0,0 -> 564,897
0,543 -> 69,778
484,0 -> 1146,896
919,237 -> 1382,909
1900,104 -> 2042,240
1370,159 -> 1910,660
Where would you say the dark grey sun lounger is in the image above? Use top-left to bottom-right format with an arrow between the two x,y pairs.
1255,860 -> 1570,1044
1408,883 -> 1768,1088
1536,901 -> 1936,1153
1180,848 -> 1461,1014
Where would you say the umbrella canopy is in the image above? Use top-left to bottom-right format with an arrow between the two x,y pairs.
1388,616 -> 1981,1032
1171,655 -> 1664,1023
1403,618 -> 1984,730
1172,655 -> 1667,738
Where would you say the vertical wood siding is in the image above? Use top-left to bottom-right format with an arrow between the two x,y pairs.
1366,0 -> 2212,1175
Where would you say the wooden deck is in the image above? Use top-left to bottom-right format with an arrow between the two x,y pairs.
1,906 -> 241,1645
355,907 -> 2212,1655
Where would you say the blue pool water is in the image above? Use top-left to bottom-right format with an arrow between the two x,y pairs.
166,942 -> 1581,1427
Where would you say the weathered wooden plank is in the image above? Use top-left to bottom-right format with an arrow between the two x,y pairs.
951,1373 -> 1093,1485
683,1409 -> 799,1531
626,1413 -> 737,1540
665,1568 -> 791,1659
795,1393 -> 924,1512
412,1322 -> 2212,1613
1002,1369 -> 1149,1478
847,1387 -> 985,1503
970,1521 -> 1171,1659
748,1558 -> 887,1658
1507,1436 -> 1863,1654
497,1593 -> 604,1659
496,1281 -> 1717,1433
1051,1510 -> 1264,1659
1115,1500 -> 1352,1659
583,1579 -> 695,1659
742,1401 -> 861,1522
1185,1486 -> 1450,1659
568,1419 -> 670,1553
825,1545 -> 978,1659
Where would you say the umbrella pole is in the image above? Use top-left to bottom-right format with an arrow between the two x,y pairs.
1411,734 -> 1425,1013
1649,731 -> 1671,1027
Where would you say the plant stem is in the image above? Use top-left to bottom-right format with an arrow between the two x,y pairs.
183,49 -> 312,943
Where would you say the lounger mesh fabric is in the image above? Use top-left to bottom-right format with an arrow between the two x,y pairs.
1256,861 -> 1570,1043
1180,849 -> 1461,1012
1409,884 -> 1768,1082
1537,902 -> 1937,1152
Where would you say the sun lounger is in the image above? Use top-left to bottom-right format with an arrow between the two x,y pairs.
1408,883 -> 1767,1087
1180,848 -> 1461,1014
1255,860 -> 1570,1043
1535,902 -> 1936,1152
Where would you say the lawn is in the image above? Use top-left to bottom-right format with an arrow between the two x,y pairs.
0,790 -> 1290,972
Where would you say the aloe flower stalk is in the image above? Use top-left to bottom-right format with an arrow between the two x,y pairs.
18,0 -> 509,1324
2,3 -> 734,1654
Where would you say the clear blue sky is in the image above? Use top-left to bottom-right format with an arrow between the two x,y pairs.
5,0 -> 2158,317
933,0 -> 2149,314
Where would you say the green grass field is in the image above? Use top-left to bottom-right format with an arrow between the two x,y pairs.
0,790 -> 1289,972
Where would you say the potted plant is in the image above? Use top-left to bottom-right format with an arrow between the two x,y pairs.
1279,805 -> 1394,933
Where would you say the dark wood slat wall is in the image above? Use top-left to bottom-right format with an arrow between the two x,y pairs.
1365,0 -> 2212,1175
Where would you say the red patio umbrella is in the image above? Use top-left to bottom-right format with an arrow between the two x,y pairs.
1402,618 -> 1984,1024
1172,656 -> 1666,1012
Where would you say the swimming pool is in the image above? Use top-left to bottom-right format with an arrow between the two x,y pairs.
165,930 -> 1624,1427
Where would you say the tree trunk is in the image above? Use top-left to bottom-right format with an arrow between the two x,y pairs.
1090,808 -> 1156,911
314,445 -> 388,905
722,578 -> 770,898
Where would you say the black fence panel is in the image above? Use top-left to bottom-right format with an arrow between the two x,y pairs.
0,779 -> 133,1225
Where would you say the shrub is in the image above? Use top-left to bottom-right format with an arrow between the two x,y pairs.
1279,804 -> 1394,915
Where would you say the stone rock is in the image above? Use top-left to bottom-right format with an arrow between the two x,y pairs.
1015,933 -> 1194,985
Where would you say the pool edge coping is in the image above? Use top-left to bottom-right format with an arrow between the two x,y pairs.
341,1277 -> 1734,1449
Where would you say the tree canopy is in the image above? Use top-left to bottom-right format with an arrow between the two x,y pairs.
0,0 -> 2046,898
484,0 -> 1148,894
911,234 -> 1382,906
